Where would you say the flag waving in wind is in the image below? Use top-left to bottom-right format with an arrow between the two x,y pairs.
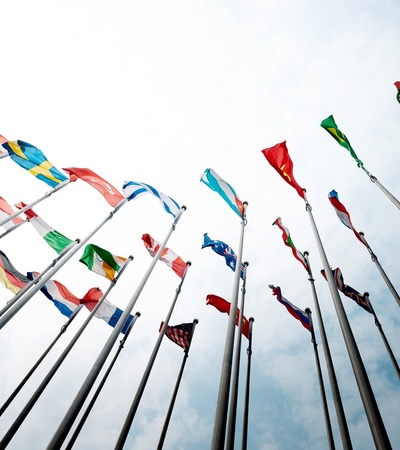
63,167 -> 125,207
160,321 -> 194,350
328,190 -> 365,246
142,233 -> 188,278
0,196 -> 24,230
395,81 -> 400,104
270,285 -> 310,331
273,218 -> 308,271
80,244 -> 127,281
320,115 -> 363,167
200,168 -> 245,218
0,250 -> 30,294
1,139 -> 68,187
261,141 -> 305,199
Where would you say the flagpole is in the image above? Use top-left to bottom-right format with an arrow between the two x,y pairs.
64,312 -> 141,450
305,308 -> 336,450
240,317 -> 254,450
0,239 -> 80,318
0,256 -> 134,448
225,261 -> 249,450
0,199 -> 129,329
359,232 -> 400,308
363,293 -> 400,380
46,207 -> 186,450
0,305 -> 84,416
114,261 -> 192,449
303,251 -> 353,449
0,180 -> 71,229
304,191 -> 392,450
157,318 -> 199,450
0,219 -> 27,239
360,166 -> 400,210
211,202 -> 248,450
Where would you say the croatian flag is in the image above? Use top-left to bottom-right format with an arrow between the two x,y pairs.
200,168 -> 244,218
270,285 -> 310,331
328,190 -> 365,246
122,181 -> 180,218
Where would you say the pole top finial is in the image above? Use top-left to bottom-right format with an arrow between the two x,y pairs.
181,205 -> 187,210
193,318 -> 199,324
305,307 -> 312,314
244,261 -> 249,266
243,201 -> 248,206
135,311 -> 141,317
304,251 -> 309,256
359,231 -> 364,236
249,317 -> 255,322
186,261 -> 192,266
363,292 -> 369,297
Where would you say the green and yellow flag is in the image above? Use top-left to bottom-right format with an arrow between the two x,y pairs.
320,115 -> 363,167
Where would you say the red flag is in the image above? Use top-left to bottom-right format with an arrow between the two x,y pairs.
394,81 -> 400,90
63,167 -> 125,207
206,294 -> 249,339
0,196 -> 24,229
261,141 -> 305,199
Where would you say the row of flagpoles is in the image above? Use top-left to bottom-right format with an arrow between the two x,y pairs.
0,110 -> 399,450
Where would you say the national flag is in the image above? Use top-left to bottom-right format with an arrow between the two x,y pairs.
206,294 -> 249,338
328,190 -> 365,246
261,141 -> 305,200
0,139 -> 68,187
122,181 -> 180,218
63,167 -> 125,207
27,271 -> 81,317
141,233 -> 188,278
81,287 -> 134,334
272,218 -> 308,271
79,244 -> 127,281
0,250 -> 30,294
200,168 -> 245,218
201,233 -> 245,279
15,202 -> 73,254
160,321 -> 194,350
270,285 -> 310,331
394,81 -> 400,104
0,196 -> 24,230
321,268 -> 372,314
320,115 -> 363,166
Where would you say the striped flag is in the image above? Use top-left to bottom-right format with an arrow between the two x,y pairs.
160,321 -> 194,350
0,196 -> 24,230
328,190 -> 365,246
0,251 -> 29,294
122,181 -> 180,218
273,218 -> 308,271
79,244 -> 127,281
270,285 -> 310,331
200,168 -> 244,218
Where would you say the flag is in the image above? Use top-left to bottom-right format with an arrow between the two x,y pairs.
16,202 -> 73,254
320,115 -> 363,166
1,139 -> 68,187
160,321 -> 194,350
394,81 -> 400,104
81,287 -> 134,334
0,196 -> 24,230
27,272 -> 82,318
328,190 -> 365,246
122,181 -> 180,218
63,167 -> 125,207
206,294 -> 249,338
270,285 -> 310,331
79,244 -> 127,281
261,141 -> 305,199
0,251 -> 30,294
200,168 -> 245,218
321,268 -> 372,314
272,218 -> 308,271
201,233 -> 245,279
142,233 -> 188,278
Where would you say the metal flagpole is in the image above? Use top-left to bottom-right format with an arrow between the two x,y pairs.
0,256 -> 134,449
0,218 -> 27,240
64,312 -> 141,450
360,166 -> 400,211
305,308 -> 336,450
0,180 -> 71,229
211,202 -> 248,450
46,206 -> 186,450
0,305 -> 83,416
303,191 -> 392,450
157,318 -> 199,450
359,232 -> 400,308
225,261 -> 249,450
240,316 -> 254,450
0,239 -> 80,318
363,293 -> 400,380
114,261 -> 192,450
303,252 -> 353,449
0,199 -> 129,329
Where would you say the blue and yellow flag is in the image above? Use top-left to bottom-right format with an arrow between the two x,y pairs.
1,139 -> 67,188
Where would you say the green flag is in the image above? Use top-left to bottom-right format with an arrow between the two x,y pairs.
80,244 -> 127,281
320,115 -> 363,167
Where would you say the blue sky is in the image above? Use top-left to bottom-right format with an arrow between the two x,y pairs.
0,1 -> 400,449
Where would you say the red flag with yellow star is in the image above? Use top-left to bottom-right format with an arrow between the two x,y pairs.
261,141 -> 305,199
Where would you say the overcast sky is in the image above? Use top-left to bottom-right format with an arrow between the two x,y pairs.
1,1 -> 400,449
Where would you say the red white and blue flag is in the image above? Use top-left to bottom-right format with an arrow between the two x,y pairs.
160,321 -> 194,350
270,285 -> 310,331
